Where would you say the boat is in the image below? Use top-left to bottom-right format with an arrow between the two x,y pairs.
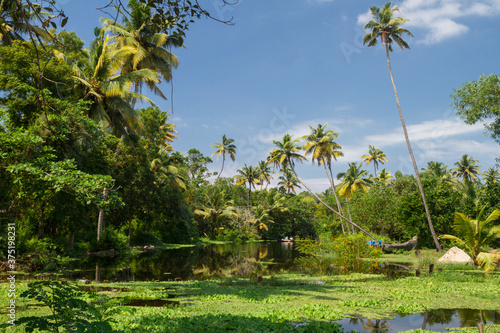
280,237 -> 294,243
382,235 -> 418,253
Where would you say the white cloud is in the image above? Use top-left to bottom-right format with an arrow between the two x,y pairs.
365,119 -> 484,146
357,0 -> 500,45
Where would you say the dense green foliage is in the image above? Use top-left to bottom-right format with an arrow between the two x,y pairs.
1,1 -> 499,276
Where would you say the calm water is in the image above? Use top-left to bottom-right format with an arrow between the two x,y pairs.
66,241 -> 302,282
335,309 -> 500,332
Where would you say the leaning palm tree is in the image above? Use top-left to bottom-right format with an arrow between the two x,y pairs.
361,145 -> 388,175
235,164 -> 260,206
211,134 -> 236,182
363,2 -> 441,251
451,154 -> 481,182
267,134 -> 376,239
101,0 -> 180,103
440,207 -> 500,271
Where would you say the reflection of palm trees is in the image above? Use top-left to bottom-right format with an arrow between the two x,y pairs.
361,318 -> 391,331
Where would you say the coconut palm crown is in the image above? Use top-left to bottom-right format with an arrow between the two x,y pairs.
363,2 -> 413,52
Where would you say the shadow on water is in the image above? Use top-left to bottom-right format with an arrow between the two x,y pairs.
335,309 -> 500,332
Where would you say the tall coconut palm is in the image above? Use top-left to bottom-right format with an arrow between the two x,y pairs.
267,134 -> 376,239
54,28 -> 159,138
235,164 -> 260,206
361,145 -> 388,175
440,207 -> 500,271
302,123 -> 345,218
101,0 -> 180,103
363,2 -> 441,251
211,134 -> 236,182
451,154 -> 481,182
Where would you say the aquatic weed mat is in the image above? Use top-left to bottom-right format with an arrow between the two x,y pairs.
1,272 -> 499,332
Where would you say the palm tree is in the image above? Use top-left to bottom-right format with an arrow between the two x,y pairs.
302,123 -> 345,219
235,164 -> 260,206
440,207 -> 500,271
194,190 -> 237,240
267,134 -> 376,239
363,2 -> 442,251
101,0 -> 180,103
257,160 -> 273,190
277,166 -> 301,194
361,145 -> 388,175
376,168 -> 393,186
211,134 -> 236,182
337,162 -> 372,199
54,28 -> 159,138
483,167 -> 500,184
423,161 -> 449,178
451,154 -> 481,182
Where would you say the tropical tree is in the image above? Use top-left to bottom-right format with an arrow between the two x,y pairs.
451,154 -> 481,182
257,160 -> 273,190
101,0 -> 180,103
194,190 -> 237,239
363,1 -> 442,251
302,123 -> 345,220
376,168 -> 393,186
235,164 -> 260,206
440,207 -> 500,271
277,166 -> 301,194
361,145 -> 388,175
337,162 -> 372,199
54,28 -> 159,139
267,134 -> 376,239
211,134 -> 236,182
483,167 -> 500,184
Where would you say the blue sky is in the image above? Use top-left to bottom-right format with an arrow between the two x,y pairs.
61,0 -> 500,192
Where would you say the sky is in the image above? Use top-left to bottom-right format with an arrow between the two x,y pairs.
59,0 -> 500,192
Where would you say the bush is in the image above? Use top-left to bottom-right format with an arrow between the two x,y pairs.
90,228 -> 128,253
129,231 -> 163,247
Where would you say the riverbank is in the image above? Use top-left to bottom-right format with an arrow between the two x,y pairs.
2,266 -> 500,332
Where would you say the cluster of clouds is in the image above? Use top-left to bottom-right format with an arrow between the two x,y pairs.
356,0 -> 500,44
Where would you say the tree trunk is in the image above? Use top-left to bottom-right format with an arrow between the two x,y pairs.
322,160 -> 347,233
97,188 -> 108,241
289,159 -> 376,240
216,155 -> 225,183
68,233 -> 74,251
38,204 -> 45,238
345,198 -> 354,233
385,44 -> 442,252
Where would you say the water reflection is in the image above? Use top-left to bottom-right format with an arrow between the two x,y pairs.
67,242 -> 303,282
336,309 -> 500,332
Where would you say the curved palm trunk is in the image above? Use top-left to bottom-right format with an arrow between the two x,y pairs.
216,155 -> 225,183
322,159 -> 347,233
288,159 -> 376,240
385,44 -> 442,252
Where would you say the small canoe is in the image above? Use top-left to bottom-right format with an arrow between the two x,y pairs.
382,235 -> 418,253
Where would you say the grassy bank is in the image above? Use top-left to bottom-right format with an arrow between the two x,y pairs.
1,266 -> 500,332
